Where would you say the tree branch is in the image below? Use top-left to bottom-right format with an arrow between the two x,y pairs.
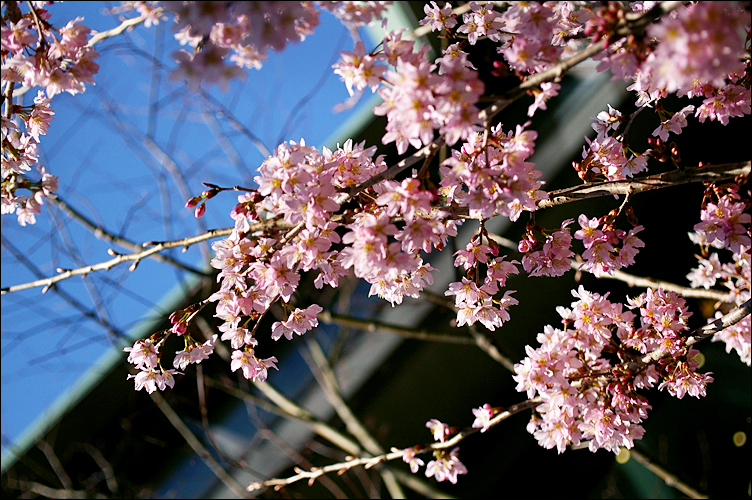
50,195 -> 211,277
1,227 -> 229,294
303,337 -> 406,499
537,161 -> 751,210
247,397 -> 540,492
628,447 -> 708,499
86,10 -> 164,47
149,390 -> 250,498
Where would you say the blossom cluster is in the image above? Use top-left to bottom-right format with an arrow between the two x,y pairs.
445,237 -> 520,330
519,218 -> 575,278
197,137 -> 459,385
618,2 -> 751,125
395,419 -> 467,484
123,338 -> 181,394
334,28 -> 486,154
690,191 -> 751,254
573,214 -> 645,277
577,105 -> 648,182
686,187 -> 751,365
2,11 -> 99,97
113,1 -> 390,91
165,2 -> 321,90
2,4 -> 97,224
512,286 -> 711,454
102,3 -> 751,484
439,122 -> 547,222
519,212 -> 645,279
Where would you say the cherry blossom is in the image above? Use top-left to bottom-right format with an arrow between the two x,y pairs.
425,447 -> 468,484
270,304 -> 323,341
471,403 -> 495,433
10,2 -> 744,486
399,447 -> 425,474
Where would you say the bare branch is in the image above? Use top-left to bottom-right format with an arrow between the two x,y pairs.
149,390 -> 250,498
537,161 -> 751,210
50,195 -> 211,277
1,227 -> 229,294
629,447 -> 708,499
86,11 -> 164,47
319,310 -> 476,345
303,337 -> 406,499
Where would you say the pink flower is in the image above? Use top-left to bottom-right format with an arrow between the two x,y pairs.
445,278 -> 483,307
399,447 -> 425,474
425,447 -> 468,484
652,105 -> 694,141
332,41 -> 385,97
645,1 -> 747,94
528,82 -> 560,117
426,419 -> 452,442
453,240 -> 493,270
220,326 -> 258,350
420,1 -> 457,32
472,403 -> 495,432
123,339 -> 159,370
271,304 -> 323,341
231,350 -> 279,382
127,368 -> 160,394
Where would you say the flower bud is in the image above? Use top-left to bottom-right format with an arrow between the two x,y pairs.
169,310 -> 183,324
172,322 -> 188,336
194,203 -> 206,218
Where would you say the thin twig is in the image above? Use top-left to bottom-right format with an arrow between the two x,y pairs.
86,11 -> 164,47
303,337 -> 406,499
247,397 -> 540,492
207,378 -> 364,457
1,237 -> 130,340
1,227 -> 229,294
484,225 -> 736,304
50,196 -> 211,277
149,390 -> 249,498
628,447 -> 708,499
319,310 -> 476,345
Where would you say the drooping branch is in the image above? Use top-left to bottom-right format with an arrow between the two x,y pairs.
628,447 -> 708,499
86,10 -> 165,47
319,310 -> 476,345
149,390 -> 250,498
477,1 -> 685,126
0,226 -> 234,294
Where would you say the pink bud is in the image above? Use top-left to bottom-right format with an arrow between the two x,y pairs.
195,203 -> 206,218
185,197 -> 199,208
169,310 -> 183,324
518,239 -> 533,253
172,322 -> 188,336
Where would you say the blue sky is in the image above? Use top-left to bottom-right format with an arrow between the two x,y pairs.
1,1 -> 396,457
